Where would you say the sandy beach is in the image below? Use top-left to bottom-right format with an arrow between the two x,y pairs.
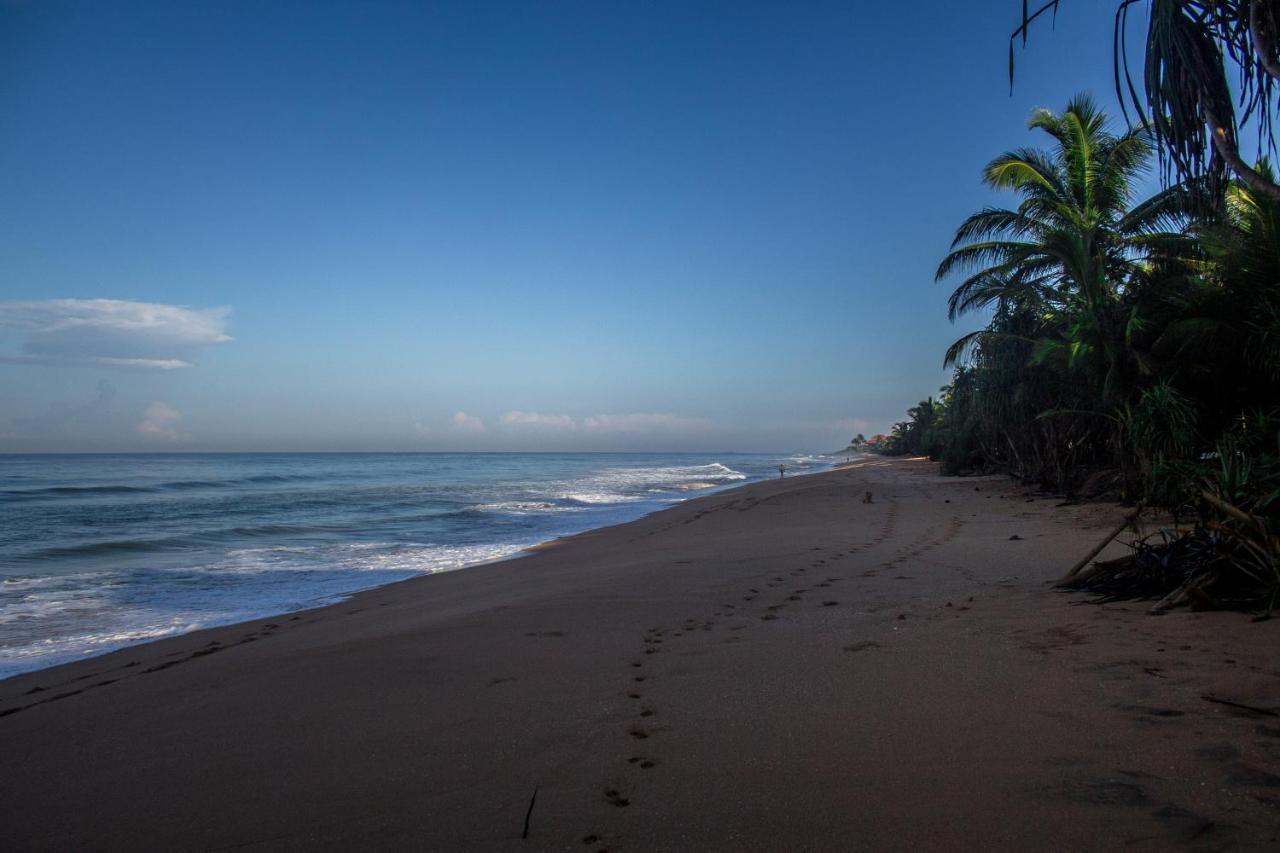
2,456 -> 1278,851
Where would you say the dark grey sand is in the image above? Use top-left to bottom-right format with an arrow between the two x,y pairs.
3,457 -> 1278,850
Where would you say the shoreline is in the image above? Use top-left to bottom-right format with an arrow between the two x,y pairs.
4,456 -> 1278,850
0,456 -> 808,682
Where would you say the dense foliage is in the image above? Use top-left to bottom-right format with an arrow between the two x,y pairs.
879,95 -> 1280,609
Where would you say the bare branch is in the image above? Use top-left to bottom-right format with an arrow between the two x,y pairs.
1204,101 -> 1280,200
1249,0 -> 1280,80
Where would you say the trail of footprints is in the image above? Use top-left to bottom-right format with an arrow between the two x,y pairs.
863,512 -> 965,580
581,491 -> 910,849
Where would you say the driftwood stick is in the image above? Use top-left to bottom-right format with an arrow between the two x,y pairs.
1149,575 -> 1198,613
1201,694 -> 1280,717
1056,503 -> 1144,586
1061,553 -> 1134,587
521,786 -> 538,840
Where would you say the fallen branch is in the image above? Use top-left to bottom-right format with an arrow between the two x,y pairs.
1057,503 -> 1144,586
522,786 -> 538,840
1150,573 -> 1213,614
1061,553 -> 1134,588
1201,694 -> 1280,717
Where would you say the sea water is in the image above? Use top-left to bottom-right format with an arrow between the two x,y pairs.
0,452 -> 829,679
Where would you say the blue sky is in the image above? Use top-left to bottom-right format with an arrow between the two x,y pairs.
1,1 -> 1146,452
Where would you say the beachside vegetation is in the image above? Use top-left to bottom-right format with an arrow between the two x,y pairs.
879,92 -> 1280,612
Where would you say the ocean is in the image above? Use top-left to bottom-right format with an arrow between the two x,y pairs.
0,452 -> 830,679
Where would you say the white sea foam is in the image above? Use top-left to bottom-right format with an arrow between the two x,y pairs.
562,492 -> 640,504
0,454 -> 774,680
0,541 -> 534,680
471,463 -> 749,516
473,500 -> 569,514
545,462 -> 750,508
341,542 -> 528,573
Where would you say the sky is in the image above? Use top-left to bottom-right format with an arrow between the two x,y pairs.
0,0 -> 1149,452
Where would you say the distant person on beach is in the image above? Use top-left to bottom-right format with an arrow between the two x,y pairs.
778,464 -> 786,478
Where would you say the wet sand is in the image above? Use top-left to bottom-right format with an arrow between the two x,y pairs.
2,456 -> 1278,850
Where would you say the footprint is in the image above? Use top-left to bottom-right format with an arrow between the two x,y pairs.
603,787 -> 630,807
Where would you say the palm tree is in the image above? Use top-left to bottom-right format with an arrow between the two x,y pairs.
937,95 -> 1195,492
939,96 -> 1193,394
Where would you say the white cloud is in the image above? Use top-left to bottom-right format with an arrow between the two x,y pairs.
0,298 -> 231,370
581,413 -> 710,433
138,401 -> 183,441
495,410 -> 710,434
500,410 -> 577,430
450,411 -> 486,434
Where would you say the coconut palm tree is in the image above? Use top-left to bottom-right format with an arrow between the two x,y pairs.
937,95 -> 1197,493
938,96 -> 1195,396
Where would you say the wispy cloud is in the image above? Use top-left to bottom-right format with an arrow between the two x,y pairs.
499,410 -> 577,429
0,298 -> 231,370
498,410 -> 709,434
451,411 -> 486,434
412,412 -> 488,436
581,413 -> 709,433
137,401 -> 183,441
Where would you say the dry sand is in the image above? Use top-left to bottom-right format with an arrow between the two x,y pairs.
2,456 -> 1278,851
